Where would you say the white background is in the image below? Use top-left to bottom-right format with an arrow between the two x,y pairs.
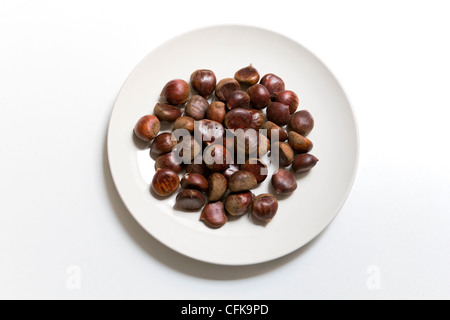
1,0 -> 449,300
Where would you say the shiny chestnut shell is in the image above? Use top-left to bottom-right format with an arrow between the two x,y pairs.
176,189 -> 206,211
190,69 -> 216,99
260,73 -> 285,97
247,84 -> 271,110
151,169 -> 180,197
290,110 -> 315,136
181,173 -> 209,192
224,191 -> 254,216
273,91 -> 299,115
134,115 -> 160,142
201,201 -> 228,228
272,169 -> 297,195
292,154 -> 319,174
267,102 -> 290,126
215,78 -> 241,102
252,194 -> 279,223
234,64 -> 260,86
240,159 -> 268,183
161,79 -> 190,105
153,103 -> 183,122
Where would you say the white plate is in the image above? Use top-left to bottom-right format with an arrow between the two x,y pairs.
108,25 -> 359,265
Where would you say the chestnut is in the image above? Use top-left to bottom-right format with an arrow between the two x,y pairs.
290,110 -> 314,136
134,115 -> 160,142
206,101 -> 226,123
153,103 -> 183,122
173,116 -> 195,133
240,159 -> 268,183
248,84 -> 271,110
181,173 -> 209,192
252,194 -> 279,223
194,119 -> 225,145
201,202 -> 228,228
155,152 -> 183,173
207,173 -> 228,201
267,102 -> 290,126
161,79 -> 190,105
262,121 -> 288,142
272,169 -> 297,195
227,90 -> 250,109
273,91 -> 299,114
186,155 -> 210,177
152,132 -> 177,155
260,73 -> 285,97
224,108 -> 252,130
203,144 -> 232,172
288,131 -> 313,153
234,64 -> 260,86
215,78 -> 241,102
228,171 -> 258,193
224,191 -> 254,216
222,164 -> 240,179
151,169 -> 180,197
273,141 -> 294,167
176,189 -> 206,211
292,154 -> 319,174
175,135 -> 201,161
185,95 -> 209,121
249,109 -> 264,130
235,130 -> 271,158
190,69 -> 216,99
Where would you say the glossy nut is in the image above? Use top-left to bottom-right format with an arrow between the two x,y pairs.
176,189 -> 206,211
249,109 -> 264,130
274,141 -> 294,167
227,90 -> 250,109
173,116 -> 195,133
134,115 -> 160,142
206,101 -> 226,123
155,152 -> 183,173
222,164 -> 240,179
194,119 -> 225,145
201,202 -> 228,228
272,169 -> 297,195
181,173 -> 209,192
267,102 -> 290,126
288,131 -> 313,153
151,169 -> 180,197
260,73 -> 285,97
273,91 -> 299,114
262,121 -> 288,142
235,131 -> 271,157
215,78 -> 241,102
152,132 -> 177,155
207,173 -> 228,201
186,156 -> 210,177
153,103 -> 183,122
290,110 -> 315,136
248,84 -> 271,110
240,159 -> 268,183
228,171 -> 258,192
252,194 -> 279,223
292,154 -> 319,174
224,191 -> 254,216
203,144 -> 232,172
161,79 -> 190,105
185,95 -> 209,120
234,64 -> 260,86
224,108 -> 252,130
190,69 -> 216,99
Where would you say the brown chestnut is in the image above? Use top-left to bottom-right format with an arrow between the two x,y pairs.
290,110 -> 314,136
181,173 -> 209,192
273,141 -> 295,167
224,108 -> 252,130
262,121 -> 288,142
206,101 -> 226,123
222,164 -> 240,179
227,90 -> 250,109
228,171 -> 258,193
240,159 -> 268,183
215,78 -> 241,102
155,152 -> 183,173
224,191 -> 254,216
190,69 -> 216,99
252,194 -> 279,223
186,155 -> 210,177
234,64 -> 260,86
134,115 -> 160,142
292,154 -> 319,174
152,132 -> 177,155
207,173 -> 228,201
273,90 -> 299,114
161,79 -> 190,105
173,116 -> 195,133
267,102 -> 290,126
249,109 -> 264,130
288,131 -> 313,153
201,201 -> 228,228
151,169 -> 180,197
153,103 -> 183,122
260,73 -> 285,97
185,95 -> 209,120
203,144 -> 232,172
248,84 -> 271,110
174,135 -> 201,161
235,130 -> 271,158
194,119 -> 225,145
272,169 -> 297,195
176,189 -> 206,211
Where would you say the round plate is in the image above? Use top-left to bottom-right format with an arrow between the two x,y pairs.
108,25 -> 359,265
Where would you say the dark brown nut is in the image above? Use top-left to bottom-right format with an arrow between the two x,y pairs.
215,78 -> 241,102
228,171 -> 258,192
201,202 -> 228,228
207,173 -> 228,201
273,91 -> 299,115
235,130 -> 271,157
181,173 -> 209,192
288,131 -> 313,153
204,144 -> 232,172
224,108 -> 252,130
267,102 -> 290,126
152,133 -> 177,155
252,194 -> 279,223
249,109 -> 264,130
185,95 -> 209,120
222,164 -> 240,179
234,64 -> 260,86
206,101 -> 226,123
186,156 -> 210,176
153,103 -> 183,122
260,73 -> 285,97
262,121 -> 288,142
175,135 -> 201,161
240,159 -> 268,183
248,84 -> 271,110
134,115 -> 161,142
190,69 -> 216,99
224,191 -> 254,216
161,79 -> 190,105
151,169 -> 180,197
272,169 -> 297,195
173,116 -> 195,133
227,90 -> 250,109
194,119 -> 225,145
223,135 -> 237,155
176,189 -> 206,211
274,141 -> 295,167
292,154 -> 319,174
290,110 -> 315,136
155,152 -> 183,173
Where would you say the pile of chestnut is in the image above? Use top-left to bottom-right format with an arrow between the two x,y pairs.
134,65 -> 318,229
